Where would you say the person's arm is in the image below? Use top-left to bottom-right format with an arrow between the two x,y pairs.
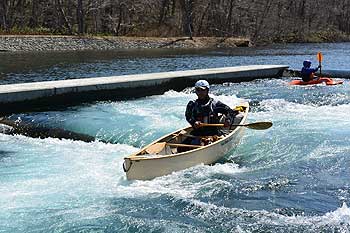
302,67 -> 318,76
185,101 -> 196,126
301,67 -> 308,77
215,101 -> 239,126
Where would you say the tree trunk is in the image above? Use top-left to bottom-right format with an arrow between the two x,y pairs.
0,0 -> 8,30
28,0 -> 39,28
197,2 -> 210,36
159,0 -> 169,25
252,0 -> 273,41
60,0 -> 73,34
116,3 -> 124,36
180,0 -> 194,39
16,0 -> 25,29
77,0 -> 84,34
226,0 -> 235,34
91,0 -> 102,34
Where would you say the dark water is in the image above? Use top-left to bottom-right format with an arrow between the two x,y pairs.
0,43 -> 350,232
1,43 -> 350,84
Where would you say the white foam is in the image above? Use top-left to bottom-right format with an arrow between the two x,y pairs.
115,162 -> 248,200
107,90 -> 245,134
275,202 -> 350,229
162,198 -> 350,231
322,202 -> 350,225
0,134 -> 139,208
254,99 -> 350,128
162,90 -> 193,98
191,162 -> 249,178
211,94 -> 246,107
307,141 -> 350,160
162,89 -> 245,107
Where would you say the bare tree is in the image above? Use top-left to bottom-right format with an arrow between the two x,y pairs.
179,0 -> 194,39
251,0 -> 273,41
0,0 -> 8,30
77,0 -> 84,34
1,0 -> 349,43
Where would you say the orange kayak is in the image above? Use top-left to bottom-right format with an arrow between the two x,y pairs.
289,77 -> 343,86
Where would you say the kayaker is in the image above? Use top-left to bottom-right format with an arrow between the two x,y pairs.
301,60 -> 321,82
185,80 -> 239,138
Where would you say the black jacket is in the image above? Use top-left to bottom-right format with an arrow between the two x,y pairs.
185,97 -> 238,136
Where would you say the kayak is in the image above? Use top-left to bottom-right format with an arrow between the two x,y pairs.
123,103 -> 249,180
289,77 -> 343,86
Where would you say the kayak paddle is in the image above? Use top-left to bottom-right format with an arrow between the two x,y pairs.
317,52 -> 323,76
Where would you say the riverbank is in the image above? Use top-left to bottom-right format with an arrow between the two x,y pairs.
0,35 -> 251,52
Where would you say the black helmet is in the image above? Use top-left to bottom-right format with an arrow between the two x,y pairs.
303,60 -> 311,67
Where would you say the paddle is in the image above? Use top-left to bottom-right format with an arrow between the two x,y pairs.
199,121 -> 273,130
317,52 -> 323,76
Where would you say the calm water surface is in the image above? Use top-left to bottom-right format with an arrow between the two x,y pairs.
0,43 -> 350,232
1,43 -> 350,84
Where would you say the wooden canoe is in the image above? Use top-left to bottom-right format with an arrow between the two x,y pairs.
123,102 -> 249,180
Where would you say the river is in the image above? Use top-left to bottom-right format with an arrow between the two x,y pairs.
0,43 -> 350,232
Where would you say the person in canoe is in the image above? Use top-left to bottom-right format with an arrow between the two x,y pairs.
301,60 -> 321,82
183,80 -> 240,146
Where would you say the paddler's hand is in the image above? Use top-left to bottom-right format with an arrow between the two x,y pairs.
224,119 -> 231,127
193,121 -> 202,129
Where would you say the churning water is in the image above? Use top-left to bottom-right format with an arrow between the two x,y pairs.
0,43 -> 350,232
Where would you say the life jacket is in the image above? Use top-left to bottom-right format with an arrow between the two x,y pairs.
191,98 -> 219,124
301,67 -> 317,82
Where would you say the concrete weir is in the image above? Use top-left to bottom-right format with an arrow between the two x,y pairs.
0,65 -> 288,115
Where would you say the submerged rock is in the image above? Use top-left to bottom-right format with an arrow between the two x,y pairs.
0,117 -> 96,142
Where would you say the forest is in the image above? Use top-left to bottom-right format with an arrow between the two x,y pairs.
1,0 -> 350,43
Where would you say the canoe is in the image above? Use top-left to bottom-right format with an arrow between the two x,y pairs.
289,77 -> 343,86
123,102 -> 249,180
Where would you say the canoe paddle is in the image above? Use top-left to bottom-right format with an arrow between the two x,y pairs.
317,52 -> 323,76
199,121 -> 273,130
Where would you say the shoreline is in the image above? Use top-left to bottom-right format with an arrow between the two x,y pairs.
0,35 -> 251,52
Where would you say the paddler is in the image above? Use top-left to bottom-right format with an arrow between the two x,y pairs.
185,80 -> 240,138
301,60 -> 321,82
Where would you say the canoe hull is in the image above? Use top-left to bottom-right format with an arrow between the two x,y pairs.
124,126 -> 245,180
123,103 -> 249,180
289,77 -> 343,86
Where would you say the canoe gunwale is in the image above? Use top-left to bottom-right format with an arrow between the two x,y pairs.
124,102 -> 249,161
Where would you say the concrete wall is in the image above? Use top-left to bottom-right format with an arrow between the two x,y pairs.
0,65 -> 288,115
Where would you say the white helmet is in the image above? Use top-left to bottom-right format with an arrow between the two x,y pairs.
195,80 -> 210,89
